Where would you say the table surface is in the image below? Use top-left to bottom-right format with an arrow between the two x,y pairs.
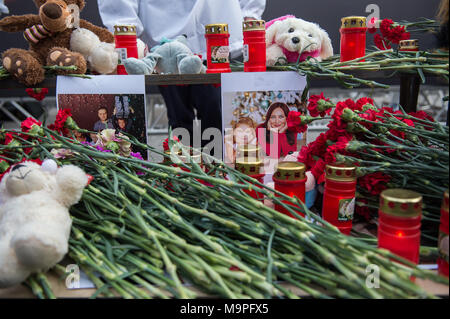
0,71 -> 446,90
0,270 -> 448,299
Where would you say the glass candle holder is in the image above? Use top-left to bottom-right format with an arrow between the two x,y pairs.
114,25 -> 139,75
378,189 -> 422,264
273,162 -> 307,218
340,16 -> 367,62
322,164 -> 357,235
438,190 -> 449,277
399,39 -> 419,52
235,157 -> 265,201
243,20 -> 266,72
205,24 -> 231,73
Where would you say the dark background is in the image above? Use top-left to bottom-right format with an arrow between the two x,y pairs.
0,0 -> 444,53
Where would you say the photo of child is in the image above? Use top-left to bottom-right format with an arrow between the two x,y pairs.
224,117 -> 258,164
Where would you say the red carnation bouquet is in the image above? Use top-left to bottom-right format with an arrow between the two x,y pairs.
287,93 -> 449,241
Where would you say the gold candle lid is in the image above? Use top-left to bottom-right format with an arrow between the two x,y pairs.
399,39 -> 419,51
380,189 -> 422,217
341,16 -> 367,29
114,25 -> 137,36
205,24 -> 229,35
274,162 -> 306,181
235,158 -> 263,176
243,20 -> 266,31
237,144 -> 261,157
442,190 -> 449,213
325,164 -> 357,182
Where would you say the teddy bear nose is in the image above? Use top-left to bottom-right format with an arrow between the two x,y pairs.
42,2 -> 63,19
12,164 -> 26,172
292,37 -> 300,44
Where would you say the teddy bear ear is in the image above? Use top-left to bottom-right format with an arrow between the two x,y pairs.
33,0 -> 46,8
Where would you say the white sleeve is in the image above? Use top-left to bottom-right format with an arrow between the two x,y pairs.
97,0 -> 144,37
238,0 -> 266,20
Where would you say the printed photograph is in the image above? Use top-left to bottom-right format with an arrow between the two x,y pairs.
57,94 -> 148,159
223,90 -> 307,170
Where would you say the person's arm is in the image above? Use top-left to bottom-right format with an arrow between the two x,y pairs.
238,0 -> 266,20
97,0 -> 144,37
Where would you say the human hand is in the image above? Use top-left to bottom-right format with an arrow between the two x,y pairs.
278,122 -> 288,134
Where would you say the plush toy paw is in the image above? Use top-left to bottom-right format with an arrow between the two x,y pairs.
2,48 -> 45,86
124,56 -> 158,75
88,42 -> 118,74
47,47 -> 87,75
178,55 -> 203,74
12,226 -> 68,270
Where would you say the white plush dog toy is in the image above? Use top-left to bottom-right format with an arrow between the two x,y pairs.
0,159 -> 88,288
266,15 -> 333,66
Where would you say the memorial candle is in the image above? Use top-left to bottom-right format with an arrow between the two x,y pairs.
205,24 -> 231,73
243,20 -> 266,72
273,162 -> 307,218
438,190 -> 449,277
339,16 -> 367,62
322,164 -> 357,235
114,25 -> 139,75
378,189 -> 422,264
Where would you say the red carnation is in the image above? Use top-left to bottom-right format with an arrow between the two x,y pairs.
163,136 -> 180,151
53,109 -> 79,136
374,33 -> 391,50
307,93 -> 333,117
311,158 -> 326,183
25,88 -> 49,101
287,111 -> 308,134
358,172 -> 391,196
21,117 -> 42,133
356,97 -> 374,110
380,19 -> 394,37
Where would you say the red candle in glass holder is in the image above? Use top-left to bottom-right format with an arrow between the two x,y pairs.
205,24 -> 231,74
340,16 -> 367,62
322,164 -> 357,235
114,25 -> 139,75
378,189 -> 422,264
399,39 -> 419,52
273,162 -> 307,219
438,190 -> 449,277
243,20 -> 266,72
235,146 -> 265,201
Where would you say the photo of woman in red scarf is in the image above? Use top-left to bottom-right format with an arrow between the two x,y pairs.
257,102 -> 298,159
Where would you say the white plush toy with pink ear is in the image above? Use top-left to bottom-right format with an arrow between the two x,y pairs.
266,15 -> 334,66
0,159 -> 88,288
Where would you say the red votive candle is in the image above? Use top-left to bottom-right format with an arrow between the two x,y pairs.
205,24 -> 231,73
378,189 -> 422,265
399,39 -> 419,52
273,162 -> 307,219
340,16 -> 367,62
235,150 -> 265,201
322,164 -> 357,235
114,25 -> 139,75
438,190 -> 449,277
243,20 -> 266,72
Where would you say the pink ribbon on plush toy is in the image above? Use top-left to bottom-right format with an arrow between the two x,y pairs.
266,15 -> 321,63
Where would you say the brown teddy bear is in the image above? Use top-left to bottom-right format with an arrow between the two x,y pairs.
0,0 -> 114,86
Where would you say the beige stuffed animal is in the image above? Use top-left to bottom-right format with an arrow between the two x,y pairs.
0,159 -> 88,288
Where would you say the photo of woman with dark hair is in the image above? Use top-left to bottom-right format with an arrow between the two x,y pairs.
256,102 -> 298,159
